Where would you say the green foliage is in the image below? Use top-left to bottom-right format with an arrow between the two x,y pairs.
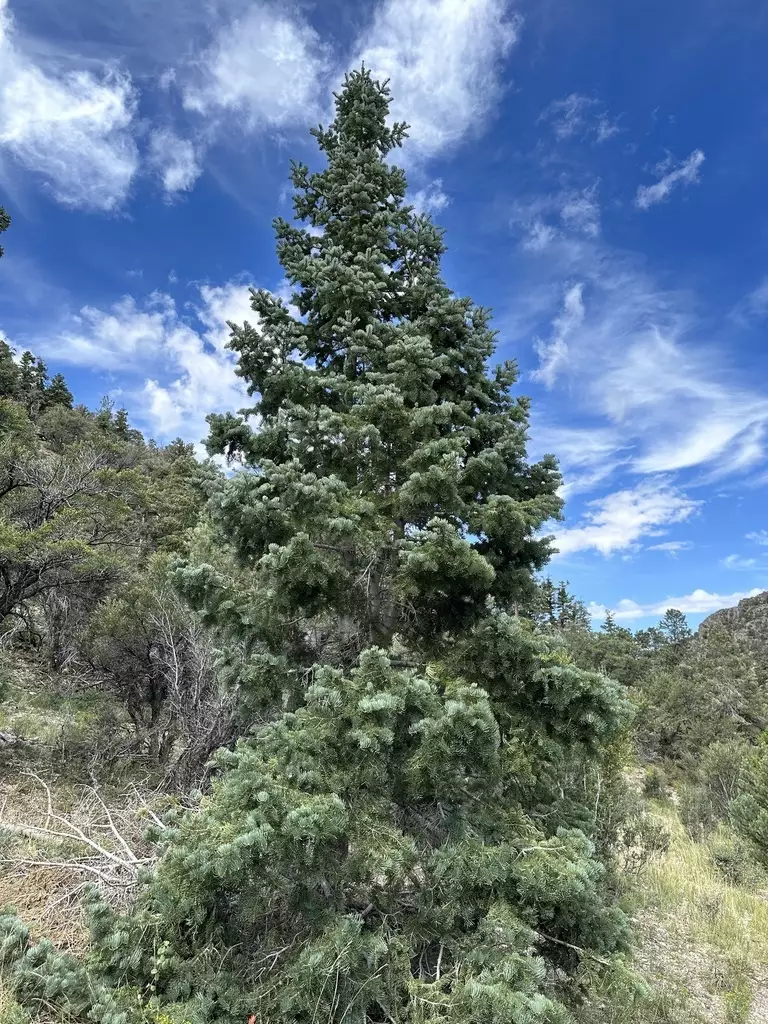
563,613 -> 650,687
636,627 -> 767,767
82,555 -> 237,778
0,204 -> 9,259
706,827 -> 763,888
531,578 -> 590,632
0,340 -> 20,401
657,609 -> 692,649
0,420 -> 129,621
0,69 -> 634,1023
643,766 -> 667,799
45,372 -> 74,410
0,379 -> 211,647
732,732 -> 768,865
0,913 -> 148,1023
676,740 -> 751,842
678,782 -> 719,838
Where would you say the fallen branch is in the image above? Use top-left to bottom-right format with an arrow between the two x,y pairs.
0,772 -> 161,892
535,930 -> 612,968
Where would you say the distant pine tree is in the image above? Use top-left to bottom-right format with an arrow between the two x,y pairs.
44,372 -> 74,410
0,338 -> 20,400
658,608 -> 692,648
0,204 -> 9,258
18,350 -> 49,418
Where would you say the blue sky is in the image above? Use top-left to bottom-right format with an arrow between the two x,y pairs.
2,0 -> 768,627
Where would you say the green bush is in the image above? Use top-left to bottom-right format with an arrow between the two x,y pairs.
643,765 -> 668,798
699,741 -> 748,819
616,808 -> 671,876
707,826 -> 763,887
679,782 -> 718,838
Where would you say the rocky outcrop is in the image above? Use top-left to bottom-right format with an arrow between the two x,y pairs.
699,590 -> 768,653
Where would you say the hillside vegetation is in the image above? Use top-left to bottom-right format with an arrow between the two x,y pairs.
1,71 -> 767,1024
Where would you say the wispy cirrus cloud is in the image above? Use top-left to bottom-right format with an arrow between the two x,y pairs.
735,277 -> 768,323
530,421 -> 628,500
409,179 -> 450,216
539,93 -> 621,142
635,149 -> 705,210
519,212 -> 768,482
720,553 -> 760,570
647,540 -> 693,555
532,282 -> 585,387
0,0 -> 138,210
1,0 -> 525,211
512,185 -> 602,252
162,0 -> 520,194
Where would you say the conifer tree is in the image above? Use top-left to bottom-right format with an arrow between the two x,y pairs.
0,203 -> 9,258
0,70 -> 631,1023
657,608 -> 692,663
18,350 -> 49,418
0,338 -> 20,400
533,578 -> 589,631
732,732 -> 768,865
44,372 -> 74,410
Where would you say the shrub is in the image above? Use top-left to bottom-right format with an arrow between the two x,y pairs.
643,765 -> 668,799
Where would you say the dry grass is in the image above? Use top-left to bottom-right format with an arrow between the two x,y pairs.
0,981 -> 23,1020
631,802 -> 768,1024
0,772 -> 166,958
643,812 -> 768,961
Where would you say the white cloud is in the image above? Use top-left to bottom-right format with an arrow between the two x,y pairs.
182,4 -> 330,129
531,422 -> 628,499
540,93 -> 595,139
539,93 -> 620,142
196,282 -> 255,352
410,179 -> 450,216
605,330 -> 768,474
721,553 -> 760,570
141,319 -> 245,441
596,112 -> 621,142
516,217 -> 768,480
162,0 -> 518,188
532,282 -> 585,387
35,284 -> 252,444
47,295 -> 175,370
739,277 -> 768,321
635,149 -> 705,210
553,477 -> 701,557
588,587 -> 764,621
148,129 -> 201,196
647,540 -> 693,555
512,185 -> 602,251
746,530 -> 768,547
522,219 -> 558,252
559,187 -> 600,238
0,0 -> 138,210
357,0 -> 519,162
